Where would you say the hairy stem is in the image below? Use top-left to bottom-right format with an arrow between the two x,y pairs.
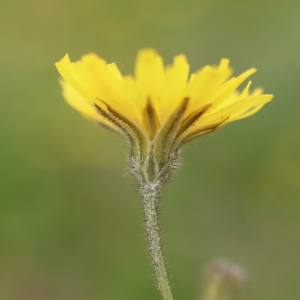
141,184 -> 174,300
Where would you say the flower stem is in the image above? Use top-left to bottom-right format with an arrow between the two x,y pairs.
142,184 -> 174,300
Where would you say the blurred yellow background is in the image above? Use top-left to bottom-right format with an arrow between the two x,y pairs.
1,0 -> 300,299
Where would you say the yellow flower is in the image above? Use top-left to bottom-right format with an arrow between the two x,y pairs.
56,49 -> 273,170
56,50 -> 273,299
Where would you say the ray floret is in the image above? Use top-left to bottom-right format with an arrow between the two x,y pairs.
56,49 -> 273,177
55,49 -> 273,300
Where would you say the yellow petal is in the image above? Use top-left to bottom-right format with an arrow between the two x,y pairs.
56,54 -> 98,101
193,94 -> 273,132
208,68 -> 257,110
186,58 -> 233,114
60,80 -> 121,132
135,49 -> 164,98
107,62 -> 123,80
159,54 -> 190,122
216,80 -> 253,110
60,80 -> 96,119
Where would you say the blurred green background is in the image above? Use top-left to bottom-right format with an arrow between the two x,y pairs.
1,0 -> 300,299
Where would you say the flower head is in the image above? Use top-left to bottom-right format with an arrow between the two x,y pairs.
56,49 -> 273,181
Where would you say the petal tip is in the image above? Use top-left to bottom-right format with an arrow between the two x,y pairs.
220,58 -> 230,66
55,53 -> 70,68
173,54 -> 189,65
137,48 -> 159,58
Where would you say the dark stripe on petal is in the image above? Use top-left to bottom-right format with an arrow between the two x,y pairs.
153,97 -> 189,167
183,117 -> 229,142
143,98 -> 161,140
